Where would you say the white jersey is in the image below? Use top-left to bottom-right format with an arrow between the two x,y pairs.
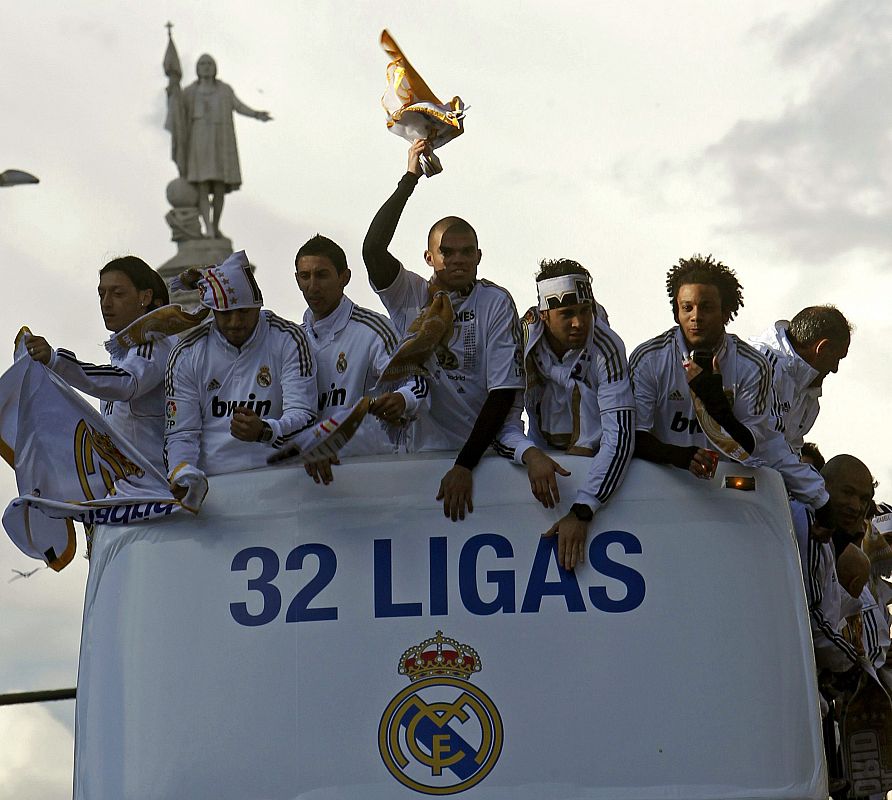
302,295 -> 424,455
748,321 -> 821,453
629,327 -> 828,508
791,501 -> 860,673
857,584 -> 889,669
48,338 -> 172,474
499,308 -> 635,512
164,310 -> 316,475
865,513 -> 892,671
375,265 -> 525,451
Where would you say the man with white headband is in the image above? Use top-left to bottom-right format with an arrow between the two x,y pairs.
164,250 -> 316,492
499,259 -> 635,570
362,139 -> 524,521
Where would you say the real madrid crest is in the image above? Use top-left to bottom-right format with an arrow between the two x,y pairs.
74,420 -> 145,501
336,352 -> 348,374
378,631 -> 503,795
256,365 -> 272,388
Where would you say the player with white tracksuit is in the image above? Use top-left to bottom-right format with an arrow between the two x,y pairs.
294,234 -> 428,484
497,260 -> 635,570
630,254 -> 829,514
24,255 -> 173,475
164,251 -> 317,489
748,307 -> 851,454
362,139 -> 525,522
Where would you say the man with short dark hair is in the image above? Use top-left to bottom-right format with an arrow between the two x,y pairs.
25,256 -> 172,474
295,233 -> 426,484
749,306 -> 851,454
629,254 -> 829,512
165,251 -> 317,488
499,258 -> 635,570
800,442 -> 825,471
362,139 -> 524,521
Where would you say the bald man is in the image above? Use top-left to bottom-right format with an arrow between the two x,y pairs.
792,454 -> 875,675
362,139 -> 524,521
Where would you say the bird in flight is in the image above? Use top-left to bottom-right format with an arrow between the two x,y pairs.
8,566 -> 45,583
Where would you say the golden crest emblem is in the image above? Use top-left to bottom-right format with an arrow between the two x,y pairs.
378,631 -> 503,795
257,365 -> 272,387
336,352 -> 348,374
73,420 -> 145,501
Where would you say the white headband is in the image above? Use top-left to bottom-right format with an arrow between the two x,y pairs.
537,274 -> 594,311
198,250 -> 263,310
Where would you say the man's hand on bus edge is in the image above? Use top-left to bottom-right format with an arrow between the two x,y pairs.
306,456 -> 339,486
543,512 -> 588,570
522,447 -> 571,508
437,465 -> 473,521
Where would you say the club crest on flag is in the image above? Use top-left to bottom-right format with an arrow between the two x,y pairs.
74,420 -> 145,500
0,333 -> 185,570
378,631 -> 503,795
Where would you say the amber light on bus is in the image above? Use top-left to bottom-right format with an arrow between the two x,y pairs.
724,476 -> 756,491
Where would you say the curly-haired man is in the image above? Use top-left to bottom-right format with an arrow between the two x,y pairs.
629,254 -> 829,515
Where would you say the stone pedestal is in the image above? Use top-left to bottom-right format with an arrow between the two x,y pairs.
159,236 -> 234,306
159,177 -> 238,303
158,235 -> 234,280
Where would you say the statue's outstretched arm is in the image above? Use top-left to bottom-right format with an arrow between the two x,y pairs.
232,90 -> 272,122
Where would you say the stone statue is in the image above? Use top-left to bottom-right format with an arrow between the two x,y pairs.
165,178 -> 203,242
164,27 -> 271,240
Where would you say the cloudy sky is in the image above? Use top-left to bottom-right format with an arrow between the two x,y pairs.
2,1 -> 890,795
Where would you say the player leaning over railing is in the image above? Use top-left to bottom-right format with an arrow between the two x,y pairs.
164,251 -> 316,499
362,139 -> 524,522
498,258 -> 635,571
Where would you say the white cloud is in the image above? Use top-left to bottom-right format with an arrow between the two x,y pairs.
0,703 -> 73,800
708,0 -> 892,264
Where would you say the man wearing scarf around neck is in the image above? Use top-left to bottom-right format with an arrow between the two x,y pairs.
362,139 -> 524,521
498,260 -> 635,570
629,254 -> 831,523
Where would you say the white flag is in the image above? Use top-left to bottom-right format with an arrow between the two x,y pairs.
0,332 -> 186,570
267,397 -> 371,466
379,30 -> 466,176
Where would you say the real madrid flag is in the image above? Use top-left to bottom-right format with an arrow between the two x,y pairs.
377,290 -> 455,385
268,397 -> 371,466
0,330 -> 184,571
379,29 -> 466,176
